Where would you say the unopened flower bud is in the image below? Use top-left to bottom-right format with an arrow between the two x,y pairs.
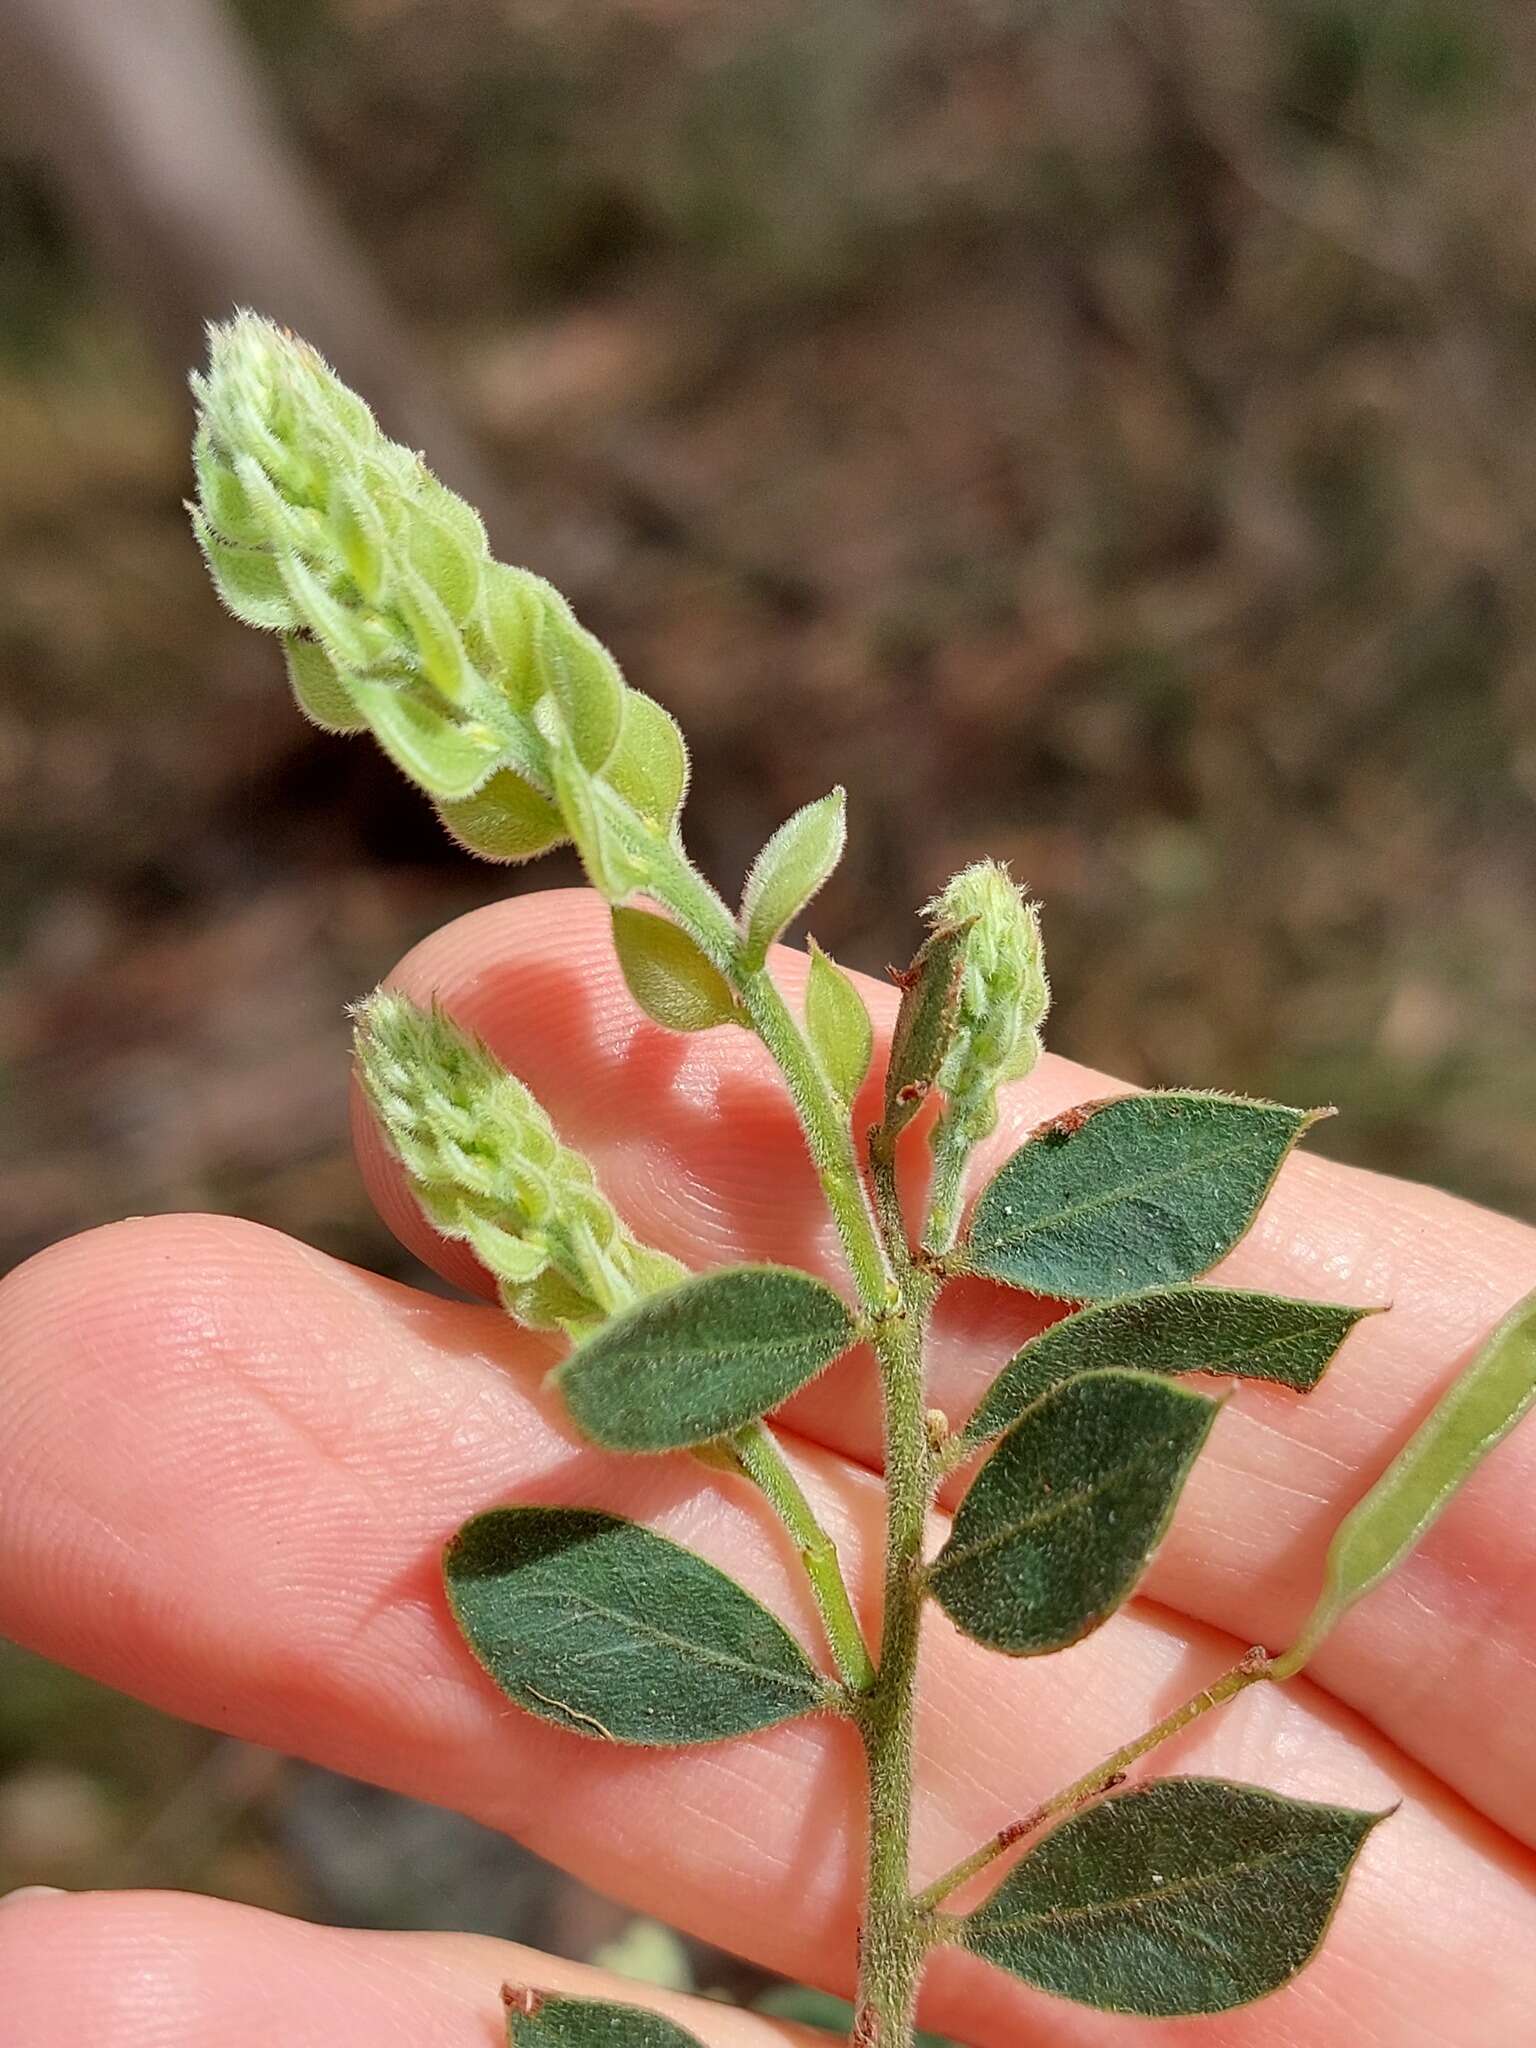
923,861 -> 1049,1141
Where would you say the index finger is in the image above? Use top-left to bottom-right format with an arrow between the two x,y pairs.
358,887 -> 1536,1842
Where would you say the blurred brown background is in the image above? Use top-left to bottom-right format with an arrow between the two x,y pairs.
1,0 -> 1533,2013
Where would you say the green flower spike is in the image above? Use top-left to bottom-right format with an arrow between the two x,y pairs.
354,991 -> 683,1337
192,311 -> 689,901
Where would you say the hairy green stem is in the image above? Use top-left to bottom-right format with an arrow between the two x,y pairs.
731,1422 -> 876,1694
915,1646 -> 1273,1916
855,1294 -> 936,2044
737,967 -> 893,1313
609,795 -> 947,2037
922,1109 -> 973,1255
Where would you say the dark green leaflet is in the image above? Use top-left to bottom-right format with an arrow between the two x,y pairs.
444,1507 -> 831,1745
965,1286 -> 1370,1445
962,1092 -> 1320,1300
931,1370 -> 1216,1655
503,1990 -> 706,2046
553,1264 -> 856,1452
958,1777 -> 1385,2015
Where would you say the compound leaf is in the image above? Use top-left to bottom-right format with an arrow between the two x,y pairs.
958,1777 -> 1385,2015
612,907 -> 742,1033
503,1990 -> 705,2046
931,1370 -> 1216,1655
962,1092 -> 1321,1301
444,1506 -> 830,1744
966,1286 -> 1370,1445
554,1264 -> 856,1451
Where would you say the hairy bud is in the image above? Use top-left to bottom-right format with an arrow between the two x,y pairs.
353,991 -> 684,1336
923,861 -> 1049,1141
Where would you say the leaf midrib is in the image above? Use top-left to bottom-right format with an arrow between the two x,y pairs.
511,1585 -> 822,1701
935,1446 -> 1169,1578
973,1834 -> 1325,1941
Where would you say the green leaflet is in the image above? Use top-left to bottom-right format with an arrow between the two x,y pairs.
957,1777 -> 1384,2016
804,938 -> 874,1104
554,1264 -> 856,1452
879,918 -> 972,1140
930,1370 -> 1216,1655
611,907 -> 742,1033
965,1286 -> 1371,1446
1274,1282 -> 1536,1677
739,789 -> 847,969
961,1092 -> 1321,1301
444,1507 -> 832,1744
503,1990 -> 705,2046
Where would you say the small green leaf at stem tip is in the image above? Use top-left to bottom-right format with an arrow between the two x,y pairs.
444,1506 -> 830,1745
502,1987 -> 706,2046
879,918 -> 973,1140
1274,1282 -> 1536,1678
965,1286 -> 1372,1445
931,1369 -> 1217,1655
957,1777 -> 1386,2016
554,1264 -> 856,1451
739,789 -> 846,967
344,678 -> 506,800
961,1091 -> 1323,1301
804,938 -> 874,1104
611,907 -> 742,1033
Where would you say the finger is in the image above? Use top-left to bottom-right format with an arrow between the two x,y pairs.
2,1215 -> 1532,2045
0,1886 -> 813,2046
358,889 -> 1536,1833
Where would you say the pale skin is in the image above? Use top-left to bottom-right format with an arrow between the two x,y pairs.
2,889 -> 1535,2046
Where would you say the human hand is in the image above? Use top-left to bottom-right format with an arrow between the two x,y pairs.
3,889 -> 1533,2045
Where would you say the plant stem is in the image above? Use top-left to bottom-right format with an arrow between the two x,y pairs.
731,1422 -> 876,1694
609,805 -> 893,1317
921,1109 -> 972,1255
737,967 -> 893,1312
854,1290 -> 936,2044
915,1645 -> 1273,1915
